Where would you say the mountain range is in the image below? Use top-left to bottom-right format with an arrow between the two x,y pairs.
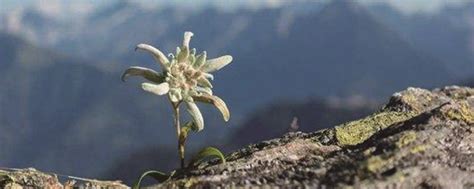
0,32 -> 177,176
367,2 -> 474,77
0,0 -> 471,179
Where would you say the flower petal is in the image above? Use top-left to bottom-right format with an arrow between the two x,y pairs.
141,82 -> 170,96
193,51 -> 207,68
170,93 -> 181,102
203,73 -> 214,80
177,32 -> 194,63
201,55 -> 232,73
194,86 -> 213,96
176,47 -> 181,55
183,31 -> 194,48
188,53 -> 196,65
193,94 -> 230,122
121,66 -> 165,83
177,47 -> 189,63
185,100 -> 204,131
197,77 -> 213,88
135,44 -> 170,69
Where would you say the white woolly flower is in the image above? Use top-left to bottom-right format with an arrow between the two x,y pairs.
122,32 -> 232,131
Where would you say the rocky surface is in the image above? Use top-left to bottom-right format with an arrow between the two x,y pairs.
0,168 -> 128,189
154,86 -> 473,188
1,86 -> 472,188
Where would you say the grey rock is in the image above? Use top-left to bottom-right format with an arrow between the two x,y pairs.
1,86 -> 472,188
153,86 -> 473,188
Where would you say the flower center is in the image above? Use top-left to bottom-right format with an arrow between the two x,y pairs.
168,62 -> 201,91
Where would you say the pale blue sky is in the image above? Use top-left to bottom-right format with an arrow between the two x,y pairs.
0,0 -> 470,14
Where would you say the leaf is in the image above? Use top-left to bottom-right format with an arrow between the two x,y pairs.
133,170 -> 170,189
135,44 -> 170,69
179,122 -> 198,145
201,55 -> 232,73
193,94 -> 230,122
180,123 -> 192,141
185,100 -> 204,131
142,82 -> 170,96
189,147 -> 226,168
121,66 -> 165,83
183,121 -> 199,133
193,51 -> 207,68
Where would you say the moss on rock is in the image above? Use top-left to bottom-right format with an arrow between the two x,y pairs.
366,156 -> 390,173
3,86 -> 472,189
396,131 -> 417,148
153,86 -> 473,188
335,111 -> 417,146
0,168 -> 128,189
444,101 -> 474,124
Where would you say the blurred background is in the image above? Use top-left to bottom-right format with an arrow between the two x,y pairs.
0,0 -> 472,184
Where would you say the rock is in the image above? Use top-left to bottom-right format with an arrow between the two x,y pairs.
1,86 -> 472,188
0,168 -> 129,189
152,86 -> 474,188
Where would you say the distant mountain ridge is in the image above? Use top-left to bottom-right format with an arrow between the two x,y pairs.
367,2 -> 474,77
1,1 -> 472,78
226,97 -> 376,151
20,0 -> 450,109
211,0 -> 452,109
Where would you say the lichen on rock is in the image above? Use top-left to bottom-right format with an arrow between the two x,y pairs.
2,86 -> 472,188
150,86 -> 474,188
335,111 -> 418,146
0,168 -> 128,189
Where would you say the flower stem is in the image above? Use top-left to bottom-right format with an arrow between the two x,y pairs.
172,102 -> 185,168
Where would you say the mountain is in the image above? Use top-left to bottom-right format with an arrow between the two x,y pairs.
103,145 -> 179,185
367,2 -> 474,77
0,32 -> 182,177
3,1 -> 471,80
214,0 -> 452,109
463,78 -> 474,87
3,1 -> 456,104
106,1 -> 453,111
226,98 -> 376,150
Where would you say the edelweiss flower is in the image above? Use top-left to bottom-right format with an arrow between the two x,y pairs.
122,32 -> 232,131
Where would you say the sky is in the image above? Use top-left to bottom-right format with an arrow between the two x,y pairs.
360,0 -> 468,14
0,0 -> 471,15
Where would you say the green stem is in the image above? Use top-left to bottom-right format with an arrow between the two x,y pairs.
179,142 -> 185,168
172,102 -> 185,168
